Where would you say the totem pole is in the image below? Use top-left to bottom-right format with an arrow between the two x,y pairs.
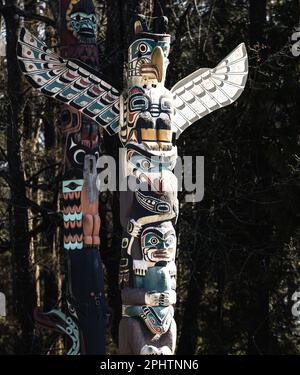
20,0 -> 107,355
17,13 -> 248,354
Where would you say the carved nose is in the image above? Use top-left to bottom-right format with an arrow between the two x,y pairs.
151,46 -> 165,82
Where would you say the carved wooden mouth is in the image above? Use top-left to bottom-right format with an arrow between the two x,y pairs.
78,27 -> 95,37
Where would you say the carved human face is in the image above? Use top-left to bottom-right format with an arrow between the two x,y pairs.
141,222 -> 176,264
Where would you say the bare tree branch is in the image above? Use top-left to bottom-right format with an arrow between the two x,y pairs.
0,4 -> 56,27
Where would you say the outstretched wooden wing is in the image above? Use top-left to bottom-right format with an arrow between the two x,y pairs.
171,43 -> 248,138
17,27 -> 120,135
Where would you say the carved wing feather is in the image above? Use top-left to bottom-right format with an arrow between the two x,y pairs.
171,43 -> 248,138
17,27 -> 120,135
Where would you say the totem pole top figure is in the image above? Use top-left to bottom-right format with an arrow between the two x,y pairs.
120,15 -> 174,155
17,13 -> 248,152
63,0 -> 97,42
127,15 -> 170,87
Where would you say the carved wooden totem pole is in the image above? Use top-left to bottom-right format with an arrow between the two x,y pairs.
17,12 -> 248,354
19,0 -> 107,355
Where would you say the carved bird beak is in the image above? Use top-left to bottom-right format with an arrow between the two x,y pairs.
151,46 -> 165,82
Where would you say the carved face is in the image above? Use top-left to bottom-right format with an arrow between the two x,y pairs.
66,0 -> 97,39
69,12 -> 97,38
125,87 -> 174,151
141,222 -> 176,264
125,146 -> 177,193
122,17 -> 173,150
64,131 -> 99,173
128,37 -> 170,85
127,148 -> 176,174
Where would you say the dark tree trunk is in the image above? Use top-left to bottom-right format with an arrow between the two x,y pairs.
249,0 -> 266,44
104,0 -> 144,87
2,1 -> 36,354
176,273 -> 202,354
41,27 -> 59,313
247,0 -> 270,354
153,0 -> 167,18
176,215 -> 204,355
247,254 -> 270,355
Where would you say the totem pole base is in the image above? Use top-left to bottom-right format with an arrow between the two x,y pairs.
118,317 -> 176,355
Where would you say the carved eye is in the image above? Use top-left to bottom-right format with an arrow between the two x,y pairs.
141,159 -> 150,169
138,42 -> 149,54
150,237 -> 159,245
91,15 -> 96,23
76,14 -> 81,21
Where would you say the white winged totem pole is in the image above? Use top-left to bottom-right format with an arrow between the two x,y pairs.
17,11 -> 248,354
